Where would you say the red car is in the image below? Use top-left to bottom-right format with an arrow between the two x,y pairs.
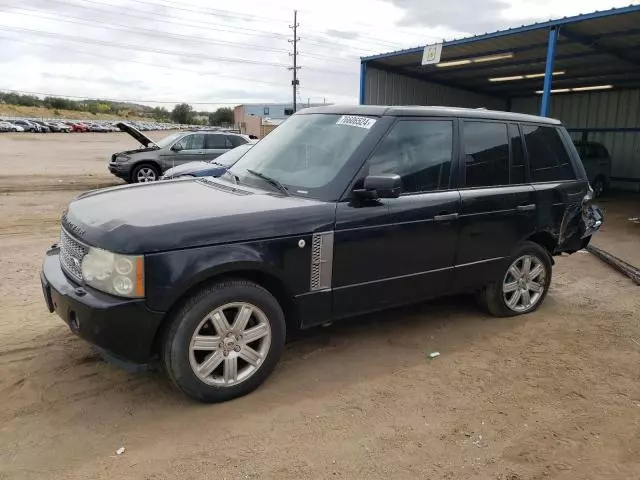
65,122 -> 89,132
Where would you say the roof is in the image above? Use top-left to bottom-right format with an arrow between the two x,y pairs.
362,5 -> 640,98
297,105 -> 561,124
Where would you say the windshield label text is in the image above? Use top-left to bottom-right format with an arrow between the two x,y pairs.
335,115 -> 376,129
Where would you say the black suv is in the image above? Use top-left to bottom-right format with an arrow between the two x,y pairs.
41,106 -> 602,402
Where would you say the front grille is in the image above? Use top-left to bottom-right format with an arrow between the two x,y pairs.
59,228 -> 88,283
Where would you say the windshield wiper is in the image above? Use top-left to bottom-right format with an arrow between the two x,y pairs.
245,169 -> 289,196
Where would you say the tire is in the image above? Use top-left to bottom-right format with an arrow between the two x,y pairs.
592,176 -> 606,198
131,163 -> 159,183
162,279 -> 286,402
478,241 -> 552,317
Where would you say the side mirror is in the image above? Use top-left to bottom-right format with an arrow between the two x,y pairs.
171,143 -> 184,152
354,174 -> 402,199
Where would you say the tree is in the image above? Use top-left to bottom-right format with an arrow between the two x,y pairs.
208,107 -> 234,126
152,106 -> 170,121
171,103 -> 194,124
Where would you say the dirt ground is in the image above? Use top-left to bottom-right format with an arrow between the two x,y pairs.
1,133 -> 639,480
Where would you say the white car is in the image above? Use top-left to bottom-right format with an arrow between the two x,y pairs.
0,121 -> 24,132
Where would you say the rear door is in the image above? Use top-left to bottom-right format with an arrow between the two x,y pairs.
332,118 -> 461,318
454,120 -> 537,290
521,124 -> 588,251
203,134 -> 230,161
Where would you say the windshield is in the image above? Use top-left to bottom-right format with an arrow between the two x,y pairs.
210,144 -> 254,167
228,114 -> 376,199
155,132 -> 185,148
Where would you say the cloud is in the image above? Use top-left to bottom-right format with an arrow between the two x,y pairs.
324,29 -> 361,40
388,0 -> 513,33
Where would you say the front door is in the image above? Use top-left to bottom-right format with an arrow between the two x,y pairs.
455,121 -> 537,290
332,118 -> 461,318
165,133 -> 205,169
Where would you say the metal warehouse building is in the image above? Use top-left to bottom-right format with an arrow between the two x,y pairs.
359,5 -> 640,190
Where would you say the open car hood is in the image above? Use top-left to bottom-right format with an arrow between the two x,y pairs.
116,122 -> 155,147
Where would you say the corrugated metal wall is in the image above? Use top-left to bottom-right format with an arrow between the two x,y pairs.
512,90 -> 640,185
365,67 -> 507,110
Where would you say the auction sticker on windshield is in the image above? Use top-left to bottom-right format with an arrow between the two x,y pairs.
335,115 -> 377,129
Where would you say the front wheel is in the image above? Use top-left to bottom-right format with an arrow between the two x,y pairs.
131,163 -> 159,183
478,241 -> 552,317
162,279 -> 286,402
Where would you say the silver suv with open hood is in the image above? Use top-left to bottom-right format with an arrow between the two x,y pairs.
108,122 -> 250,183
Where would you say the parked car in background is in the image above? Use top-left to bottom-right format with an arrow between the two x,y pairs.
161,142 -> 256,180
109,122 -> 250,183
0,121 -> 24,132
32,120 -> 52,133
65,121 -> 88,132
11,119 -> 40,132
42,106 -> 603,403
573,141 -> 612,197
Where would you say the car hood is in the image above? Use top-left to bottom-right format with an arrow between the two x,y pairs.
163,161 -> 218,178
63,178 -> 334,254
116,121 -> 155,147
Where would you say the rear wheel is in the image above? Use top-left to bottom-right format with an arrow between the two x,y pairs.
478,241 -> 552,317
132,163 -> 159,183
162,279 -> 286,402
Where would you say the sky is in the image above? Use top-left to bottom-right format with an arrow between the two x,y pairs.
0,0 -> 635,110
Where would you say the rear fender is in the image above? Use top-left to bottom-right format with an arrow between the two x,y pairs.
557,199 -> 603,254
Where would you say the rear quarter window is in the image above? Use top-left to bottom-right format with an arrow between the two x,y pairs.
522,125 -> 576,182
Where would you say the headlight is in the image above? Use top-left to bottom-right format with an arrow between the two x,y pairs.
81,247 -> 144,298
115,154 -> 130,162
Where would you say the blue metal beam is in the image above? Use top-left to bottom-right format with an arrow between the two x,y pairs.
361,5 -> 640,62
359,61 -> 367,105
540,27 -> 559,117
560,28 -> 640,68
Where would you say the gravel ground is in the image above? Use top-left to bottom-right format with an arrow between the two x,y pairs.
1,132 -> 639,480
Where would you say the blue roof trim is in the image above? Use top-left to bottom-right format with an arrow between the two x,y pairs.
361,4 -> 640,62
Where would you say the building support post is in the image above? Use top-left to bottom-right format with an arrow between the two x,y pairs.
359,61 -> 367,105
540,27 -> 558,117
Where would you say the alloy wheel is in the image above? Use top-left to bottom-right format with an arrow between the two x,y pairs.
502,254 -> 547,313
136,167 -> 157,182
188,302 -> 272,386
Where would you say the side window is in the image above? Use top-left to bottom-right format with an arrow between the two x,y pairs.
227,135 -> 248,147
177,134 -> 205,150
595,144 -> 609,158
366,120 -> 453,193
204,134 -> 227,149
263,107 -> 270,115
509,124 -> 526,184
462,121 -> 509,188
522,125 -> 575,182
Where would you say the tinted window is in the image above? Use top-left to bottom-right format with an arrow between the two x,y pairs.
367,120 -> 453,193
522,125 -> 575,182
509,124 -> 526,184
204,134 -> 227,149
595,144 -> 609,157
463,121 -> 509,187
227,135 -> 248,147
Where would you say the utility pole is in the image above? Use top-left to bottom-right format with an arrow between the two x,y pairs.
288,10 -> 300,113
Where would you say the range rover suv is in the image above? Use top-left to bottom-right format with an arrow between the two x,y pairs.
41,106 -> 603,402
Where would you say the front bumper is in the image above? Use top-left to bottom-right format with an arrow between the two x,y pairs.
108,162 -> 131,180
41,248 -> 164,364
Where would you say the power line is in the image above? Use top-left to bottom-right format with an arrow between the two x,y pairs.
37,0 -> 386,55
0,35 -> 349,97
1,7 -> 359,65
1,6 -> 290,55
0,25 -> 358,75
0,87 -> 284,105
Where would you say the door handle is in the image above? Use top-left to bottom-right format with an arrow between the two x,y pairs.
434,213 -> 459,222
516,204 -> 536,212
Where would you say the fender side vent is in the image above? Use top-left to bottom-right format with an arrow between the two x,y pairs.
310,231 -> 334,291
